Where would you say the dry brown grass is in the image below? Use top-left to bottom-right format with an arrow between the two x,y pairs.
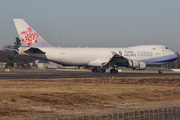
1,76 -> 180,119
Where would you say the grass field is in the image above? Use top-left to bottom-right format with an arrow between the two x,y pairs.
1,76 -> 180,119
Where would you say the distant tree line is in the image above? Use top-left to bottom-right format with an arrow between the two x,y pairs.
1,45 -> 36,68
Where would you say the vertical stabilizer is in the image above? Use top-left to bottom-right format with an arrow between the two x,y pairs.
13,19 -> 51,47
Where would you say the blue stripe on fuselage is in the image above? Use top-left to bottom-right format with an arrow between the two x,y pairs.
139,54 -> 178,65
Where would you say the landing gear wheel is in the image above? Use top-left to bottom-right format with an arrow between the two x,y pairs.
158,70 -> 163,74
92,68 -> 106,73
92,68 -> 97,73
110,69 -> 118,73
102,69 -> 106,73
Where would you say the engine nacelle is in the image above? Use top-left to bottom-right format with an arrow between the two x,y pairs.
134,62 -> 146,70
128,60 -> 140,68
128,60 -> 146,70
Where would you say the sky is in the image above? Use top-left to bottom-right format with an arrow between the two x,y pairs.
0,0 -> 180,52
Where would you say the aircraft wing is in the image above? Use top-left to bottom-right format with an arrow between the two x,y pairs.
87,51 -> 128,67
102,51 -> 128,69
102,51 -> 147,70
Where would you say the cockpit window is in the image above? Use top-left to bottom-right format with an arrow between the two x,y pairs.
166,47 -> 168,49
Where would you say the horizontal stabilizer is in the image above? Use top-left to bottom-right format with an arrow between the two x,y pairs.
4,48 -> 18,52
24,47 -> 45,54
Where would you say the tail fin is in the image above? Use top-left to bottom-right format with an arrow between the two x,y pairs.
13,19 -> 51,47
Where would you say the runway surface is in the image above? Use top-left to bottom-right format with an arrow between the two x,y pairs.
0,69 -> 179,79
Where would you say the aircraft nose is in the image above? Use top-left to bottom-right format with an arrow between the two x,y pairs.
174,53 -> 178,60
171,51 -> 178,60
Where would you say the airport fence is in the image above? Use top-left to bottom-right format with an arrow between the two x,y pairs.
7,103 -> 180,120
54,106 -> 180,120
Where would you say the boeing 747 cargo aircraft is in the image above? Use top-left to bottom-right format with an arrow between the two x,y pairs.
13,19 -> 178,73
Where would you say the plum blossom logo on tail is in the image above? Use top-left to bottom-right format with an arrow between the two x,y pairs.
20,27 -> 39,46
119,51 -> 122,56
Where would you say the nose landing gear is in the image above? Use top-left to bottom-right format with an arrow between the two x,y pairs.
158,69 -> 163,74
158,66 -> 163,74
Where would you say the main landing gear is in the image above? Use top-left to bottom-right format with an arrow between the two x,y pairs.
110,68 -> 118,73
91,61 -> 119,73
110,66 -> 118,73
92,67 -> 106,73
92,66 -> 119,73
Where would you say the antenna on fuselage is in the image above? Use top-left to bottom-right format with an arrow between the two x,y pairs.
58,33 -> 61,47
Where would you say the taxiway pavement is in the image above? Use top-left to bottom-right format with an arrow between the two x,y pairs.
0,69 -> 179,79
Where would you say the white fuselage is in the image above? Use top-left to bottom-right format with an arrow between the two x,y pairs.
24,45 -> 177,67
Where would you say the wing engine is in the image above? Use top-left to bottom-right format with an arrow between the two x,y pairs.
128,60 -> 146,70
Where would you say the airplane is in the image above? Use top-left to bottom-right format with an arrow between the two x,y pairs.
13,19 -> 178,73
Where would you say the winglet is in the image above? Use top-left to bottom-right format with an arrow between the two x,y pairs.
13,19 -> 51,47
